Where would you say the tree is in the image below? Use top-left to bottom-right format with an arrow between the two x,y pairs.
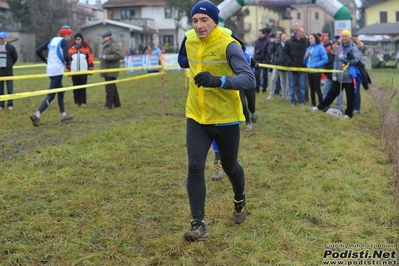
7,0 -> 74,46
321,20 -> 334,39
166,0 -> 196,50
166,0 -> 197,21
27,0 -> 74,45
6,0 -> 30,30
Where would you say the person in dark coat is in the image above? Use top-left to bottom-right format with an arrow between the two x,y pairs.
100,30 -> 123,109
253,28 -> 271,93
0,31 -> 18,110
282,27 -> 308,105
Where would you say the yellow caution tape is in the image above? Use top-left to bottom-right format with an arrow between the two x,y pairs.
14,63 -> 47,69
0,72 -> 164,101
258,63 -> 345,73
0,65 -> 164,81
2,61 -> 350,101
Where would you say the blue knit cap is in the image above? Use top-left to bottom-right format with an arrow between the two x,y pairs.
190,1 -> 219,25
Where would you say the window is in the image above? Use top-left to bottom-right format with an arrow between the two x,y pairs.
297,13 -> 301,20
163,35 -> 174,48
165,7 -> 172,18
396,11 -> 399,22
315,12 -> 319,20
380,11 -> 387,23
121,10 -> 135,19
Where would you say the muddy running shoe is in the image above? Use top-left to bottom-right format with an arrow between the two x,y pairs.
245,122 -> 253,132
61,113 -> 74,122
30,114 -> 40,127
184,220 -> 208,242
250,112 -> 258,123
211,160 -> 224,181
233,198 -> 247,224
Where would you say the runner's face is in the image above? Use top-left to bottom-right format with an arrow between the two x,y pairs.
192,14 -> 216,39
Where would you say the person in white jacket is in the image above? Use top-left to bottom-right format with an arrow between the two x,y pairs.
30,26 -> 74,127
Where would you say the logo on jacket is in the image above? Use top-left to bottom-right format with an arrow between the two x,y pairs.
210,51 -> 216,56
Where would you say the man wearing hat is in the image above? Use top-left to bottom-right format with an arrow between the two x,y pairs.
0,31 -> 18,110
178,0 -> 255,242
100,30 -> 123,110
30,26 -> 74,127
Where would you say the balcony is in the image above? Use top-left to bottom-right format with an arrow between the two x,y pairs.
120,18 -> 155,30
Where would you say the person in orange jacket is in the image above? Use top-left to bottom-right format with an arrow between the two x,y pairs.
67,32 -> 94,107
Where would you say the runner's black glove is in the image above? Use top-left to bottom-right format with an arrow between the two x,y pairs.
194,71 -> 221,88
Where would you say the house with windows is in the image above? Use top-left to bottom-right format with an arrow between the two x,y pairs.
361,0 -> 399,25
357,0 -> 399,36
243,6 -> 288,45
289,0 -> 357,36
289,4 -> 331,35
80,19 -> 145,58
71,0 -> 107,24
87,0 -> 189,54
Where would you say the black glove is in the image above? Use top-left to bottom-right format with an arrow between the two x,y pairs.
194,71 -> 221,88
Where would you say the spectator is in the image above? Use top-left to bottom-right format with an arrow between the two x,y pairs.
149,43 -> 162,73
100,30 -> 123,110
152,44 -> 162,55
0,31 -> 18,110
253,28 -> 270,93
304,33 -> 328,107
266,33 -> 277,98
142,43 -> 152,54
322,40 -> 344,110
320,33 -> 331,84
291,21 -> 301,37
351,36 -> 364,114
269,32 -> 289,100
310,29 -> 361,119
178,0 -> 255,242
30,26 -> 74,127
67,32 -> 94,107
283,27 -> 308,105
242,51 -> 258,132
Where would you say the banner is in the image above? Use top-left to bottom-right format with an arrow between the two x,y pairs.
124,54 -> 181,73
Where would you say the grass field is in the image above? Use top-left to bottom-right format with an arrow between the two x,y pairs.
0,65 -> 398,265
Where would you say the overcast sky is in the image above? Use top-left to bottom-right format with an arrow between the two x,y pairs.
354,0 -> 362,7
